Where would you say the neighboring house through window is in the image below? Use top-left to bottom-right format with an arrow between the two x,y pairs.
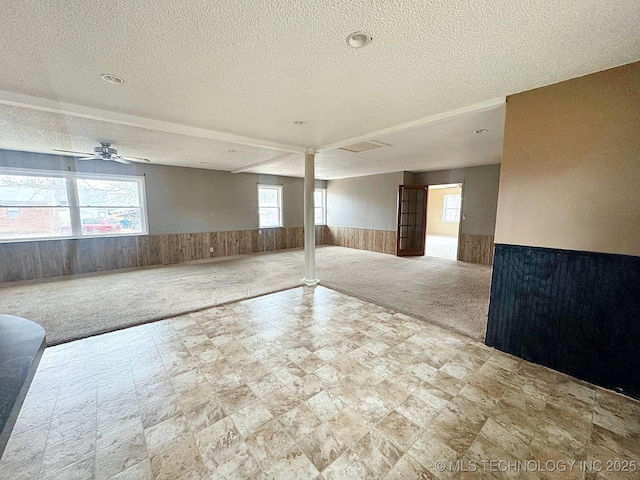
6,207 -> 20,219
0,168 -> 148,241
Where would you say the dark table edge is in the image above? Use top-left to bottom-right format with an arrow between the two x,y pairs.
0,334 -> 47,460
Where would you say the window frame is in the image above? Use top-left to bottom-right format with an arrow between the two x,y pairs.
314,188 -> 327,225
257,184 -> 283,228
6,207 -> 21,219
0,167 -> 149,242
442,193 -> 462,224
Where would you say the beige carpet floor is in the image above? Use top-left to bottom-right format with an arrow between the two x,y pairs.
0,246 -> 492,345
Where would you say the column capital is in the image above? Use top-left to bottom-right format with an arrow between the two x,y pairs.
305,148 -> 317,155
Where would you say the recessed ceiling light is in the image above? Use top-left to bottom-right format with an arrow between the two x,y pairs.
228,149 -> 236,153
100,73 -> 124,85
474,129 -> 488,134
347,32 -> 372,48
292,121 -> 306,126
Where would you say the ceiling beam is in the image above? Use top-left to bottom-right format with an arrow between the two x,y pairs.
230,153 -> 301,174
318,97 -> 506,152
0,90 -> 307,154
231,99 -> 505,174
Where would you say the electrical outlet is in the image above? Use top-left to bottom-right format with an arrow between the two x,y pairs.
209,247 -> 214,253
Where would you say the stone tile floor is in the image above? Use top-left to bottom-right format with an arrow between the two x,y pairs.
1,286 -> 639,479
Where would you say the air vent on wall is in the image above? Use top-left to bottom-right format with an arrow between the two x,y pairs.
338,140 -> 388,153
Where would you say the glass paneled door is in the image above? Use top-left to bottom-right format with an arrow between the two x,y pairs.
396,185 -> 428,256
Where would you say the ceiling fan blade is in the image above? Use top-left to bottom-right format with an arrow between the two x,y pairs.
111,156 -> 132,164
77,155 -> 104,161
118,156 -> 150,163
53,148 -> 94,156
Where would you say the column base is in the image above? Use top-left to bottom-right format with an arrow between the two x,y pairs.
301,277 -> 320,286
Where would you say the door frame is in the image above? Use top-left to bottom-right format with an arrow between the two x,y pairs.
396,185 -> 429,256
423,182 -> 465,261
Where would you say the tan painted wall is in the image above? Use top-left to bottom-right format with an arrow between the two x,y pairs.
495,61 -> 640,257
426,186 -> 461,236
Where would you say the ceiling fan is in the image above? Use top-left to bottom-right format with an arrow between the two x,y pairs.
53,142 -> 150,164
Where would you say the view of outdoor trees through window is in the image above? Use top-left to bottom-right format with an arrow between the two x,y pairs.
314,189 -> 326,225
75,178 -> 144,236
0,170 -> 147,240
258,185 -> 282,228
443,194 -> 462,223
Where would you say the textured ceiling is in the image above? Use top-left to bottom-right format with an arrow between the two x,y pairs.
0,1 -> 638,176
246,104 -> 505,179
0,104 -> 288,170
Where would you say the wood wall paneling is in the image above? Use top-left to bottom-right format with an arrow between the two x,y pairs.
38,240 -> 65,279
208,232 -> 221,258
458,234 -> 495,266
384,231 -> 397,255
324,226 -> 397,256
0,226 -> 328,284
275,228 -> 287,251
0,227 -> 491,284
226,230 -> 240,257
487,244 -> 640,399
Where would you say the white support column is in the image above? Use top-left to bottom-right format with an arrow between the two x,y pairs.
302,150 -> 319,286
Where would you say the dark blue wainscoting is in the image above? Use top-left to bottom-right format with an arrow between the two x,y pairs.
486,244 -> 640,400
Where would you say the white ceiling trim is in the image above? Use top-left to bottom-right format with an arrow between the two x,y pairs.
0,90 -> 306,154
318,97 -> 506,152
228,98 -> 506,173
230,153 -> 301,174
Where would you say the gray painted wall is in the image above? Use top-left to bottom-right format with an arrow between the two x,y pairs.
0,150 -> 326,235
326,172 -> 403,231
413,164 -> 500,236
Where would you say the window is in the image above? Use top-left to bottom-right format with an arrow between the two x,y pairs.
258,185 -> 282,228
442,194 -> 462,223
0,168 -> 147,241
314,188 -> 326,225
75,177 -> 146,236
6,207 -> 20,219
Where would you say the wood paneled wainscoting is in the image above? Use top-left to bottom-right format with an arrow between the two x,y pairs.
457,234 -> 495,266
487,244 -> 640,399
0,226 -> 329,283
325,226 -> 397,255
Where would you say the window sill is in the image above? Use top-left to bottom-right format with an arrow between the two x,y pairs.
0,232 -> 149,244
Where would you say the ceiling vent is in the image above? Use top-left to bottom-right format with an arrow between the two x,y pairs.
339,140 -> 388,153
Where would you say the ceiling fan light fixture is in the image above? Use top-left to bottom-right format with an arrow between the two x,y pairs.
53,142 -> 150,163
100,73 -> 124,85
347,32 -> 372,49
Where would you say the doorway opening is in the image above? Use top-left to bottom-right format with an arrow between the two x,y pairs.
425,183 -> 462,260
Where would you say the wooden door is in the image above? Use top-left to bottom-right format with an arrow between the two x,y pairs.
396,185 -> 428,256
